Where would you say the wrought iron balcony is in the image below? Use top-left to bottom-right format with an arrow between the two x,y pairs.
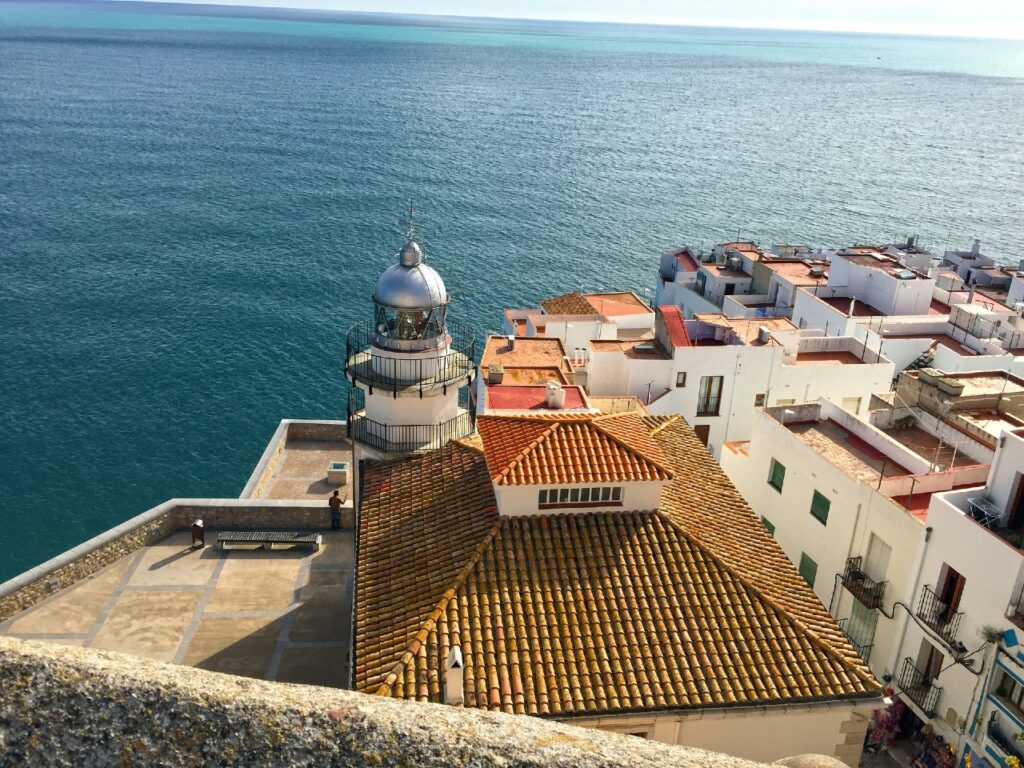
348,410 -> 474,454
897,657 -> 941,717
916,584 -> 964,649
345,319 -> 476,393
988,719 -> 1024,761
841,556 -> 887,610
836,618 -> 873,664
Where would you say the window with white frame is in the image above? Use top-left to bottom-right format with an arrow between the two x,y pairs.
538,486 -> 623,509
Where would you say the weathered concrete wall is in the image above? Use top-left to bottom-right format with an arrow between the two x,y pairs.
0,498 -> 351,623
0,637 -> 775,768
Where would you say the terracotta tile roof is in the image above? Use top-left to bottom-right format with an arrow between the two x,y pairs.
353,441 -> 499,696
354,416 -> 880,716
477,413 -> 674,486
658,305 -> 690,348
540,291 -> 601,316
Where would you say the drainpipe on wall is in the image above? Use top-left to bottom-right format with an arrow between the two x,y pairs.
887,525 -> 933,678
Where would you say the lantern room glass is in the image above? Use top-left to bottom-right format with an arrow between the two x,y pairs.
374,304 -> 446,342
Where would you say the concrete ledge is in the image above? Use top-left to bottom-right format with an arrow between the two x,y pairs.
0,498 -> 352,623
0,637 -> 772,768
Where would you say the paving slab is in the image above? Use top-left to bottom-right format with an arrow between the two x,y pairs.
128,532 -> 220,588
205,552 -> 304,613
5,557 -> 134,636
183,615 -> 283,678
290,569 -> 351,644
92,591 -> 200,662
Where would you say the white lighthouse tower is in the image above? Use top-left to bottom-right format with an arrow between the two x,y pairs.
345,218 -> 476,460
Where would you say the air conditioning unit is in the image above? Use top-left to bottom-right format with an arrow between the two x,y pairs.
809,266 -> 826,278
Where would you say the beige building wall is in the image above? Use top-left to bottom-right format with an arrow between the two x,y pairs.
569,699 -> 876,767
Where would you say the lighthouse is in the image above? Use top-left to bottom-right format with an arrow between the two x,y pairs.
345,220 -> 476,460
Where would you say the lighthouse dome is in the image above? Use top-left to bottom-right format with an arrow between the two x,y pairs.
372,241 -> 448,310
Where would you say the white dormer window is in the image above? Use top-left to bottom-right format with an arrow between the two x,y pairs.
538,486 -> 623,510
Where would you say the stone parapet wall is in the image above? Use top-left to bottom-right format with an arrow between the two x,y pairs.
286,419 -> 348,442
0,498 -> 350,624
0,637 -> 774,768
242,420 -> 290,499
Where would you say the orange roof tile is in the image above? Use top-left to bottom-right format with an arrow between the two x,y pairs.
477,413 -> 673,486
540,291 -> 599,316
354,417 -> 880,717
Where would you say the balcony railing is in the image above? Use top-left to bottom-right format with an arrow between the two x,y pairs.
916,584 -> 964,649
836,618 -> 873,664
897,657 -> 941,717
348,411 -> 475,454
696,395 -> 721,417
345,319 -> 476,393
841,556 -> 887,610
988,719 -> 1024,762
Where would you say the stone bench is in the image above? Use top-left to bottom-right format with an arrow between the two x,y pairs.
217,531 -> 322,551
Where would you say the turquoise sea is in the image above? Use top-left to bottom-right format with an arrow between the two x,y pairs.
2,1 -> 1024,581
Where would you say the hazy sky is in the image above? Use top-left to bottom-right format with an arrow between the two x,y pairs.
147,0 -> 1024,39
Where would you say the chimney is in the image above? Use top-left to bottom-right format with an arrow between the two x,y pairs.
848,298 -> 856,318
507,335 -> 515,351
487,362 -> 504,385
545,381 -> 566,409
445,647 -> 464,706
971,238 -> 981,256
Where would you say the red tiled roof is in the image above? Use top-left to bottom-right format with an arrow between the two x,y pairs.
477,413 -> 674,486
540,292 -> 599,315
658,305 -> 691,348
354,416 -> 880,715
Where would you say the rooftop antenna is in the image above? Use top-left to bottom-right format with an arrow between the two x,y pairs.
398,203 -> 417,242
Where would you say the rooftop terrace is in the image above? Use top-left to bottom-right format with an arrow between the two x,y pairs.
787,420 -> 911,483
0,530 -> 354,688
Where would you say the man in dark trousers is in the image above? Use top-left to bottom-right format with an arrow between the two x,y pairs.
329,489 -> 343,530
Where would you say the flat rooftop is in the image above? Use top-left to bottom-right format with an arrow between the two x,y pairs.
673,249 -> 698,272
880,425 -> 981,471
263,438 -> 353,501
820,296 -> 884,317
792,351 -> 866,366
485,366 -> 568,385
703,264 -> 750,279
486,384 -> 587,411
787,420 -> 911,483
878,333 -> 976,357
815,294 -> 950,318
839,252 -> 928,279
762,259 -> 829,286
481,336 -> 571,376
589,338 -> 672,359
693,314 -> 797,345
0,530 -> 353,688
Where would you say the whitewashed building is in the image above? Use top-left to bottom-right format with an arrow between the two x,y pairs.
721,368 -> 1024,764
584,306 -> 894,457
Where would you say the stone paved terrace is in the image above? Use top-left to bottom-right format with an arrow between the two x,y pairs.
0,529 -> 353,688
263,438 -> 353,502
